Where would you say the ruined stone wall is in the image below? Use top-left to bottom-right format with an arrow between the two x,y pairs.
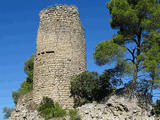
33,5 -> 86,109
9,92 -> 44,120
77,95 -> 157,120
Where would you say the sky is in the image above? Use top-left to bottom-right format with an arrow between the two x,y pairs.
0,0 -> 117,119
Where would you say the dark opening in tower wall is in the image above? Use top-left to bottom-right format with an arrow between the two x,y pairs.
37,51 -> 55,55
46,51 -> 55,54
41,52 -> 45,54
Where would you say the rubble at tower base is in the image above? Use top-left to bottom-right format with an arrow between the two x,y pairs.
9,92 -> 160,120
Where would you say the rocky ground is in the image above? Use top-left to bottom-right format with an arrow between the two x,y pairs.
77,95 -> 159,120
9,92 -> 44,120
9,91 -> 160,120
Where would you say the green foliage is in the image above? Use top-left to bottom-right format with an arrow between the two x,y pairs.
142,31 -> 160,72
38,108 -> 54,119
37,97 -> 66,120
107,0 -> 160,31
71,71 -> 98,107
152,100 -> 160,117
71,71 -> 115,107
94,0 -> 160,96
37,97 -> 54,111
52,103 -> 66,117
12,81 -> 33,104
24,55 -> 34,83
139,30 -> 160,97
69,109 -> 81,120
94,40 -> 126,66
3,107 -> 13,119
12,91 -> 21,105
20,80 -> 33,93
12,55 -> 34,104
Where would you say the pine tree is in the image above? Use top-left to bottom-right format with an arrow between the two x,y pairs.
94,0 -> 160,94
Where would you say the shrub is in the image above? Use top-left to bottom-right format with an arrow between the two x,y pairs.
38,108 -> 54,119
71,71 -> 99,107
69,109 -> 81,120
20,80 -> 33,94
52,103 -> 66,117
38,97 -> 54,111
70,71 -> 114,107
152,100 -> 160,117
37,97 -> 66,120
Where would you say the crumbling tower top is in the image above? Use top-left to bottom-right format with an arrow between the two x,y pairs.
39,5 -> 78,17
36,5 -> 84,54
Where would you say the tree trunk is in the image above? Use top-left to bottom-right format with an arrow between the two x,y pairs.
150,74 -> 155,101
132,63 -> 138,91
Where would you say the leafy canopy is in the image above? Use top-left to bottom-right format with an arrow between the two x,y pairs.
94,0 -> 160,95
70,71 -> 117,107
94,40 -> 126,66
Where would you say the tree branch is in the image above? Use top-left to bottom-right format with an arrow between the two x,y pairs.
126,47 -> 136,64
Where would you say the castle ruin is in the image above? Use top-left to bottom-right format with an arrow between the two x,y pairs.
33,5 -> 86,109
9,5 -> 157,120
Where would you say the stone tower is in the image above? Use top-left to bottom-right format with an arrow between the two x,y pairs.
33,5 -> 86,109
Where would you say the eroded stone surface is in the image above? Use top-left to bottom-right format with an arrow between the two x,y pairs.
77,95 -> 160,120
9,92 -> 70,120
33,5 -> 86,109
9,92 -> 160,120
9,92 -> 44,120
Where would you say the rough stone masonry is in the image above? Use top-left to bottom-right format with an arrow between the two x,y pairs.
33,5 -> 87,109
